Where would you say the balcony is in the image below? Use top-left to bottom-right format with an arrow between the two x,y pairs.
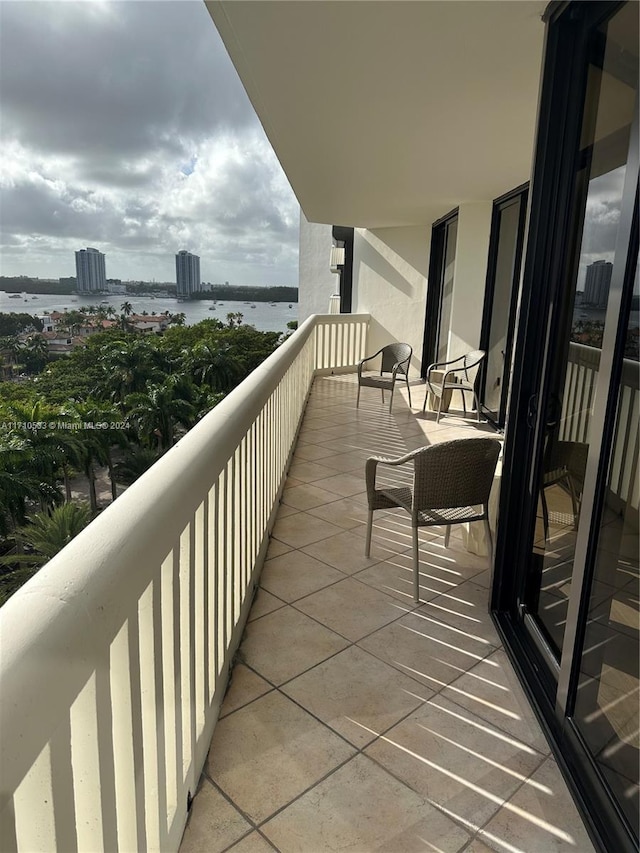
0,316 -> 594,852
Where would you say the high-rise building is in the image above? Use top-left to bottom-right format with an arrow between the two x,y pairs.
583,259 -> 613,308
176,250 -> 201,297
75,247 -> 106,293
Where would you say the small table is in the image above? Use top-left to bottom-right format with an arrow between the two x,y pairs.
461,454 -> 503,556
424,371 -> 457,413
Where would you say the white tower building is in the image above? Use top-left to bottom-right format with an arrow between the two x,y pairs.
176,251 -> 201,298
75,247 -> 106,293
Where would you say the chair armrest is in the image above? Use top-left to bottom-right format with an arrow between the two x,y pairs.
366,448 -> 425,503
358,349 -> 385,376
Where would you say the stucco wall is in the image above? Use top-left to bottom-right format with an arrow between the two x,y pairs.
447,202 -> 492,360
351,226 -> 430,375
298,213 -> 339,322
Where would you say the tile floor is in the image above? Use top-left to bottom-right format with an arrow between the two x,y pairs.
180,375 -> 596,853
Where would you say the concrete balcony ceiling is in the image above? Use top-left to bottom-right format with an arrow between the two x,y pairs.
206,0 -> 546,227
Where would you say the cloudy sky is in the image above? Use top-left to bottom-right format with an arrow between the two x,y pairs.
0,1 -> 300,285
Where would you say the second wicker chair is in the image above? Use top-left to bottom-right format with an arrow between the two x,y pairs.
365,438 -> 501,602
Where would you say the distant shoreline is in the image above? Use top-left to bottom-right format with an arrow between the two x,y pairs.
0,280 -> 298,303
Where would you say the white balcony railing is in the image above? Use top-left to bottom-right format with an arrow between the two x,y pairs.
562,342 -> 639,512
0,314 -> 369,853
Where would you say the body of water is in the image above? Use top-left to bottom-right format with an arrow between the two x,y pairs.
0,291 -> 299,334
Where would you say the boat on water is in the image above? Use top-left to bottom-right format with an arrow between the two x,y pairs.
8,293 -> 22,299
251,304 -> 256,308
209,306 -> 217,311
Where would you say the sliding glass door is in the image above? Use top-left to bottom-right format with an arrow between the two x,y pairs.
494,3 -> 638,850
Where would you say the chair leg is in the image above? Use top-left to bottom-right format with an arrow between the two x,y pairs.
444,525 -> 451,548
412,526 -> 420,603
389,383 -> 395,413
365,510 -> 373,557
405,375 -> 412,408
484,518 -> 493,566
422,389 -> 428,413
356,384 -> 361,408
475,392 -> 481,422
461,389 -> 467,416
436,393 -> 442,424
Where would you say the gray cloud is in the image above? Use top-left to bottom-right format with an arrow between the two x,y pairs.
0,1 -> 299,285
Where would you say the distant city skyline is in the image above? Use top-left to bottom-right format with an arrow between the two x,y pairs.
0,2 -> 299,285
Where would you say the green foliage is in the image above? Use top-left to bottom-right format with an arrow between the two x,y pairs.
0,313 -> 43,336
0,316 -> 285,602
0,501 -> 92,606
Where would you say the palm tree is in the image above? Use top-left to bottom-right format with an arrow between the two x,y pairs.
189,341 -> 242,393
24,334 -> 49,373
121,301 -> 133,317
0,502 -> 92,604
0,435 -> 56,536
99,340 -> 160,404
113,446 -> 161,486
125,377 -> 195,450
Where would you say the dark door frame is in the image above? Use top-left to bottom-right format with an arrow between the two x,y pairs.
479,183 -> 529,428
421,208 -> 458,378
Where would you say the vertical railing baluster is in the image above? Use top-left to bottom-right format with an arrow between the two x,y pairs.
50,715 -> 78,853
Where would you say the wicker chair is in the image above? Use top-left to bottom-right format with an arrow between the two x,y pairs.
365,438 -> 501,602
423,349 -> 486,423
357,343 -> 412,413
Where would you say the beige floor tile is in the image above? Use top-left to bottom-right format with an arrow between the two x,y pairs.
298,415 -> 338,431
292,442 -> 340,462
366,694 -> 545,831
271,512 -> 343,548
441,648 -> 552,755
265,538 -> 292,559
287,460 -> 341,483
179,777 -> 251,853
353,552 -> 443,605
260,550 -> 344,602
306,496 -> 371,530
226,832 -> 277,852
206,691 -> 355,824
240,605 -> 349,684
416,580 -> 502,646
295,577 -> 412,642
316,451 -> 370,473
279,483 -> 343,512
273,503 -> 298,519
463,840 -> 501,853
315,472 -> 368,498
358,610 -> 497,692
247,589 -> 286,622
220,663 -> 273,718
261,754 -> 471,853
302,529 -> 408,573
283,645 -> 431,747
479,758 -> 596,853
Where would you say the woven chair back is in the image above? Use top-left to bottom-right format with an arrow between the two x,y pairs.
412,438 -> 500,509
380,343 -> 412,375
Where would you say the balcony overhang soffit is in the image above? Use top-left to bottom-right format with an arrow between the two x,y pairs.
206,0 -> 546,228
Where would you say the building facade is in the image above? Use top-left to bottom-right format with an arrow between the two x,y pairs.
74,247 -> 106,293
175,250 -> 201,297
584,260 -> 614,308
